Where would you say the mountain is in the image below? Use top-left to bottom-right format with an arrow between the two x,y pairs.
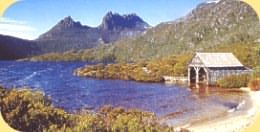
74,0 -> 260,62
36,12 -> 150,53
38,16 -> 91,40
37,16 -> 101,53
0,35 -> 40,60
100,11 -> 149,31
28,0 -> 260,63
2,0 -> 260,62
99,12 -> 150,43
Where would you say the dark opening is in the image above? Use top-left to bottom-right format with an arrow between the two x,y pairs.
199,68 -> 207,83
190,67 -> 196,83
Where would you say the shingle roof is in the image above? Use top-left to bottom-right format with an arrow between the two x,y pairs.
196,53 -> 244,67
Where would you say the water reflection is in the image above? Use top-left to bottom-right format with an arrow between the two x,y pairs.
189,83 -> 246,98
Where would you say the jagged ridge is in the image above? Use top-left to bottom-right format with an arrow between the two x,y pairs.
36,12 -> 149,52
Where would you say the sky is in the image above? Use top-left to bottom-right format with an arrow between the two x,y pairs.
0,0 -> 205,40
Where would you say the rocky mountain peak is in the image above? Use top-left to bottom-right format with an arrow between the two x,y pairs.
37,12 -> 150,49
100,11 -> 150,31
55,16 -> 85,29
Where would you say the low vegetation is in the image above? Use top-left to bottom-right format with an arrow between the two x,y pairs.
217,74 -> 251,88
217,69 -> 260,90
0,87 -> 187,132
74,42 -> 259,83
24,42 -> 258,68
74,54 -> 192,82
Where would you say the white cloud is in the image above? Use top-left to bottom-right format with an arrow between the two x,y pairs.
0,17 -> 37,40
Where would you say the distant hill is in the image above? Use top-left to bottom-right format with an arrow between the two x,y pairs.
0,35 -> 40,60
0,12 -> 150,59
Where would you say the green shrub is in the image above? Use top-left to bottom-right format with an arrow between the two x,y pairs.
252,67 -> 260,78
217,74 -> 251,88
0,87 -> 72,131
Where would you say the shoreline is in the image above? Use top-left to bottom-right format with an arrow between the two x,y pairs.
178,88 -> 260,132
0,112 -> 17,132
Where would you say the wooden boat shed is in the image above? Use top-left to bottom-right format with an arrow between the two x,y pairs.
188,53 -> 252,85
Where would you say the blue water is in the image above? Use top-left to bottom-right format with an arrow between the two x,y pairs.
0,61 -> 249,126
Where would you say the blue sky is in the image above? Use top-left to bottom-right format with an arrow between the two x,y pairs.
0,0 -> 204,40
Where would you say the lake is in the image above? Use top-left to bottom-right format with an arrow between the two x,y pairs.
0,61 -> 251,126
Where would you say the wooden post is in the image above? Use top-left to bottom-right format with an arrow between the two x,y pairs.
205,85 -> 209,95
194,67 -> 200,84
188,67 -> 190,86
196,69 -> 199,84
204,68 -> 209,85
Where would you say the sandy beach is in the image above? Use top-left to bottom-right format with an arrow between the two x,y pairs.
0,112 -> 17,132
182,88 -> 260,132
